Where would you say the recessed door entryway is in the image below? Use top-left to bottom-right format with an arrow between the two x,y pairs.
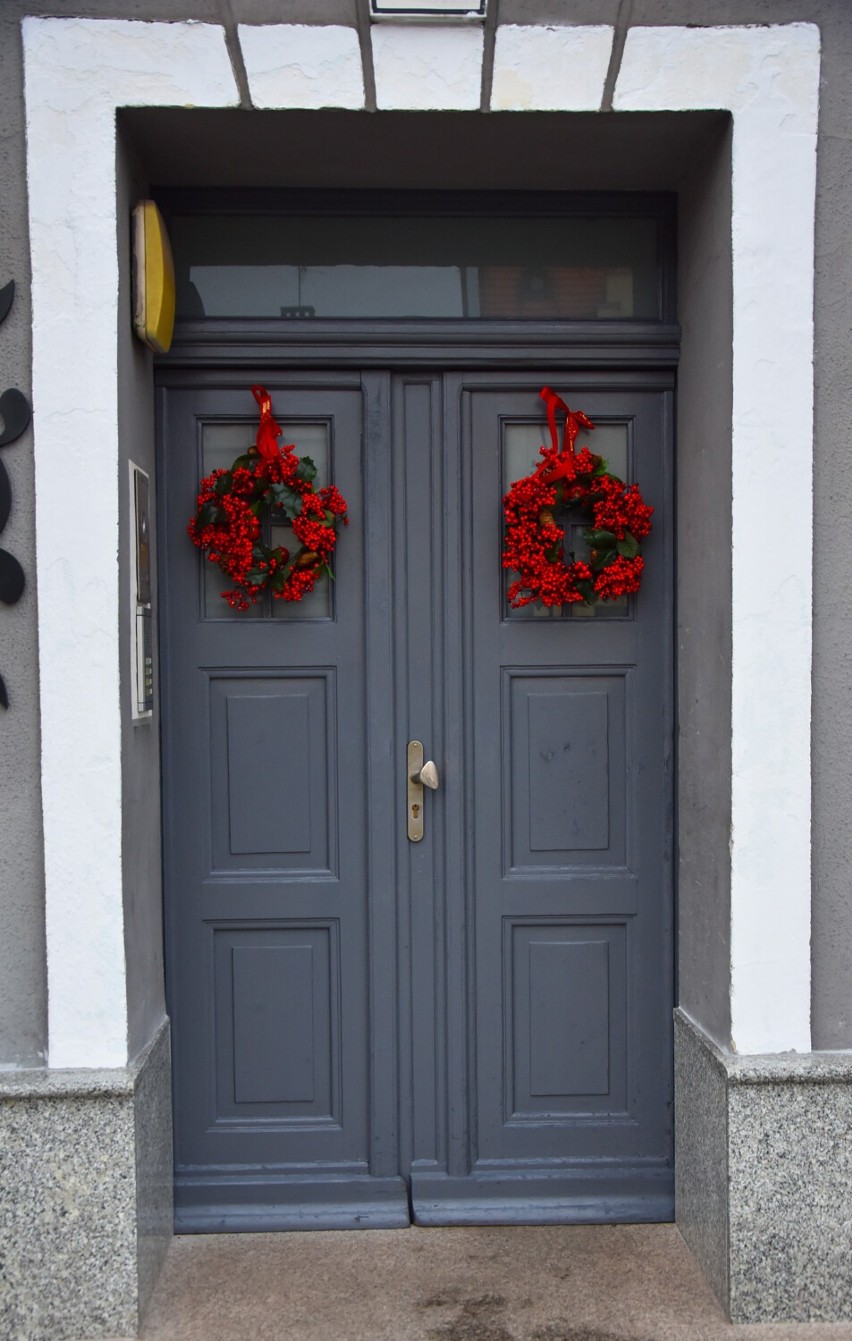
158,366 -> 674,1232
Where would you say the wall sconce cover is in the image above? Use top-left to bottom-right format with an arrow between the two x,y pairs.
370,0 -> 487,17
132,201 -> 176,354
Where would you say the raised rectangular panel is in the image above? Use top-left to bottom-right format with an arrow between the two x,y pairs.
227,691 -> 311,854
233,945 -> 314,1103
209,674 -> 335,874
529,940 -> 609,1096
506,921 -> 627,1120
214,924 -> 338,1122
527,690 -> 609,851
506,672 -> 625,870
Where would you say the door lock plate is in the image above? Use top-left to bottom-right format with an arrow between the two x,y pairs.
408,740 -> 425,842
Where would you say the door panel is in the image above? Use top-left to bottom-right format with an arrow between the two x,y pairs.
159,382 -> 408,1230
159,369 -> 673,1231
409,379 -> 673,1222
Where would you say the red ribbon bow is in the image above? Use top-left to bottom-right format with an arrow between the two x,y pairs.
537,386 -> 595,485
251,384 -> 283,462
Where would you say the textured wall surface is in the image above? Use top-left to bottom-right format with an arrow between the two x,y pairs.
116,131 -> 168,1063
132,1023 -> 173,1323
673,1011 -> 729,1312
0,2 -> 849,1335
809,6 -> 852,1047
22,14 -> 238,1069
673,120 -> 733,1049
0,0 -> 849,1059
615,19 -> 819,1054
0,1023 -> 170,1340
0,9 -> 45,1066
677,1009 -> 852,1324
728,1075 -> 852,1322
3,0 -> 851,1066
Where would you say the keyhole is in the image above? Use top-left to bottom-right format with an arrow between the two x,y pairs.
411,803 -> 421,818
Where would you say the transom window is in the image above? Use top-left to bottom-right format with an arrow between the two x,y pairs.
161,191 -> 674,323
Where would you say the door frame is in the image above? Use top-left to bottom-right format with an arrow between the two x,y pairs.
156,326 -> 678,1225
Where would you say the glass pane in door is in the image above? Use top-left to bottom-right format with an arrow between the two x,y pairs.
200,420 -> 332,620
503,419 -> 631,620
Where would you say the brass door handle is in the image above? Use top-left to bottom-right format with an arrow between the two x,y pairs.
407,741 -> 439,841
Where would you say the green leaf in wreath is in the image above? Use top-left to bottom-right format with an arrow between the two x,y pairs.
584,529 -> 618,548
214,472 -> 232,496
230,453 -> 255,471
295,456 -> 317,483
197,501 -> 221,527
617,532 -> 640,559
269,483 -> 301,518
575,579 -> 595,604
278,491 -> 302,520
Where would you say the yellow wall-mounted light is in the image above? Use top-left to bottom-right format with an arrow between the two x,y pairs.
132,200 -> 175,354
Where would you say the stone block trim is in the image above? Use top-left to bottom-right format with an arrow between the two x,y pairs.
675,1009 -> 852,1323
491,24 -> 614,111
238,24 -> 365,109
0,1020 -> 171,1341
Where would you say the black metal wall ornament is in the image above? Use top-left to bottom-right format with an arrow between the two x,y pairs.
0,280 -> 31,709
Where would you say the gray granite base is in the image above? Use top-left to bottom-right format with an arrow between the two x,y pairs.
0,1018 -> 172,1340
675,1008 -> 852,1323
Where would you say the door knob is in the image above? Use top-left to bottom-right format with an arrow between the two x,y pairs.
407,741 -> 439,841
414,759 -> 440,790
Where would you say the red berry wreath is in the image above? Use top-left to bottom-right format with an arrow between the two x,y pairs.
502,387 -> 653,609
188,386 -> 349,611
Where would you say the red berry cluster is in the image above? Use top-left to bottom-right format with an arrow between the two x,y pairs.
188,441 -> 349,611
502,430 -> 653,610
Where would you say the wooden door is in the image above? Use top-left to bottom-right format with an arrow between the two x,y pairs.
158,368 -> 673,1230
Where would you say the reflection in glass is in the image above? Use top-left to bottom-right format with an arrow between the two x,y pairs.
171,213 -> 660,322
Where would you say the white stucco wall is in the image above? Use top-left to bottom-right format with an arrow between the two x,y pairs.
22,16 -> 819,1066
615,23 -> 819,1054
22,17 -> 240,1069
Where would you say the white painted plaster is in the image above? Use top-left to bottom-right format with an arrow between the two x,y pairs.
491,24 -> 613,112
22,15 -> 820,1066
372,23 -> 483,110
22,17 -> 239,1069
616,25 -> 820,1054
239,24 -> 364,110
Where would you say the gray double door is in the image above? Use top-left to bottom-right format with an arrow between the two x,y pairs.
158,366 -> 674,1233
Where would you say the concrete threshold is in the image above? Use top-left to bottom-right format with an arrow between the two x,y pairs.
92,1224 -> 852,1341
